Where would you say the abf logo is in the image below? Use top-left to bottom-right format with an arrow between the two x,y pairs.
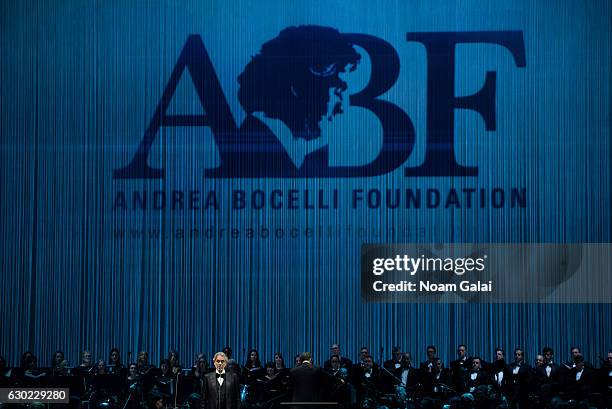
114,26 -> 525,179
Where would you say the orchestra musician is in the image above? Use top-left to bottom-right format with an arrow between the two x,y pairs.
352,355 -> 381,405
323,344 -> 352,371
1,343 -> 611,409
325,355 -> 351,408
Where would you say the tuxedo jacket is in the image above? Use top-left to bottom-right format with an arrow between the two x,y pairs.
463,370 -> 490,391
564,367 -> 594,401
289,364 -> 331,402
202,371 -> 240,409
534,364 -> 563,385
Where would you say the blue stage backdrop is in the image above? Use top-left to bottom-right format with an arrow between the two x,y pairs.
1,0 -> 611,368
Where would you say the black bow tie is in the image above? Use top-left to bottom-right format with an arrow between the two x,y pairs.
216,373 -> 225,379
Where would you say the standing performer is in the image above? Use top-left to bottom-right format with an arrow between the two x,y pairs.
202,352 -> 240,409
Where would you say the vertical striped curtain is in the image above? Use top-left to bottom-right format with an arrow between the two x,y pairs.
0,0 -> 610,369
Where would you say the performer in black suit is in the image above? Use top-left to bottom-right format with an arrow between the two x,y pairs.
489,348 -> 506,393
450,344 -> 471,392
352,354 -> 381,405
202,352 -> 240,409
289,352 -> 331,404
463,357 -> 489,393
504,347 -> 531,408
564,356 -> 594,403
535,347 -> 563,404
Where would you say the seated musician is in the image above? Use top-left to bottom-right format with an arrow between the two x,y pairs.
124,363 -> 144,409
323,344 -> 353,371
325,354 -> 352,407
352,355 -> 381,406
463,357 -> 490,393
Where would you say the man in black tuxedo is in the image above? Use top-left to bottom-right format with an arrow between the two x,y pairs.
202,352 -> 240,409
450,344 -> 471,390
535,347 -> 563,404
561,355 -> 594,406
289,352 -> 331,405
352,354 -> 381,405
505,347 -> 531,408
464,357 -> 490,393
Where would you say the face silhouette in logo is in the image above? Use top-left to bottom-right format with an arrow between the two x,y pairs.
116,27 -> 524,180
238,25 -> 361,141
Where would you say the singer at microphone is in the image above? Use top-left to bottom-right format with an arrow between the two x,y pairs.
201,352 -> 240,409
